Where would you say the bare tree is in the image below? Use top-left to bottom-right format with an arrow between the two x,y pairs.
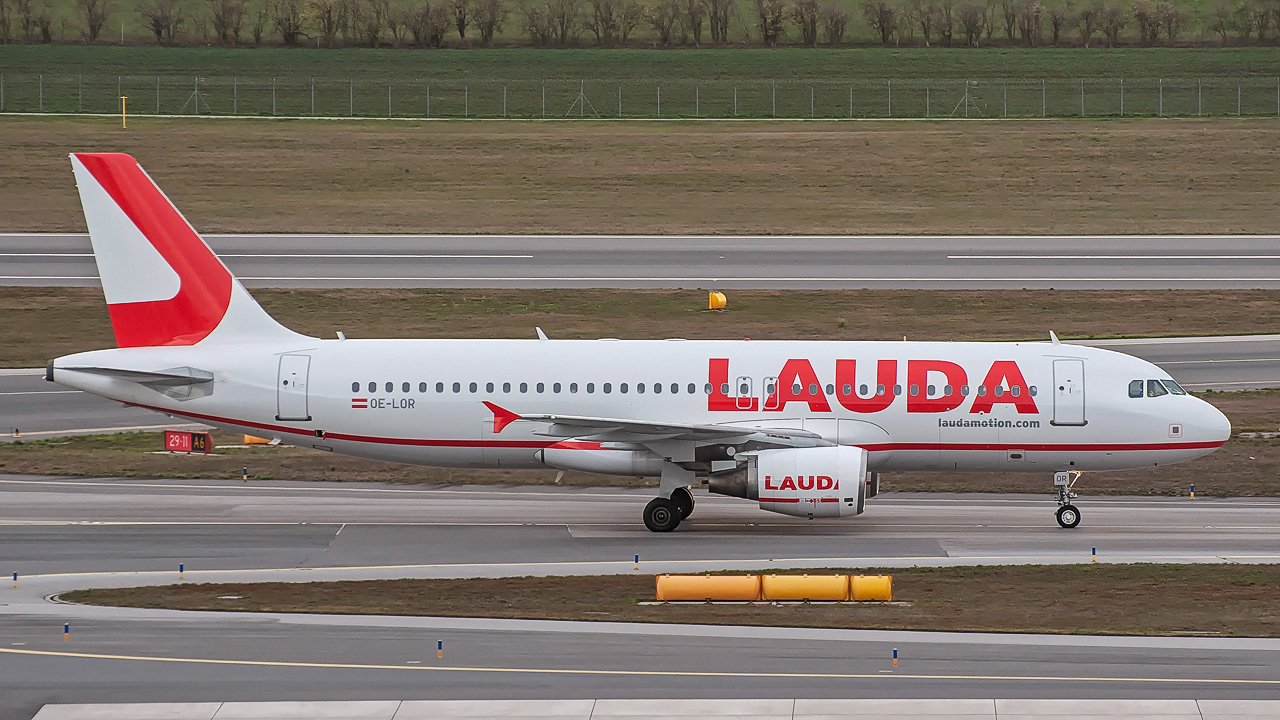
78,0 -> 111,40
0,0 -> 12,42
251,3 -> 268,42
1156,0 -> 1184,38
646,0 -> 679,44
957,0 -> 983,42
450,0 -> 469,37
1098,0 -> 1124,44
997,0 -> 1015,38
17,0 -> 36,40
270,0 -> 305,42
1253,0 -> 1271,40
909,0 -> 936,43
937,0 -> 953,42
1016,0 -> 1042,44
1131,0 -> 1158,42
355,0 -> 389,44
706,0 -> 730,40
983,0 -> 995,38
1045,0 -> 1068,42
754,0 -> 785,43
138,0 -> 185,42
1233,0 -> 1255,40
208,0 -> 246,43
519,0 -> 553,42
681,0 -> 704,42
306,0 -> 342,44
791,0 -> 819,42
1074,0 -> 1096,44
386,1 -> 407,42
34,0 -> 51,40
405,0 -> 448,43
472,0 -> 508,42
862,0 -> 897,42
546,0 -> 580,43
819,0 -> 849,41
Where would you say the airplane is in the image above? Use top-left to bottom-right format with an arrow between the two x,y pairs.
48,153 -> 1232,532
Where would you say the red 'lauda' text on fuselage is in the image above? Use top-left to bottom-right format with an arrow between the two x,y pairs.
707,358 -> 1038,415
764,475 -> 838,491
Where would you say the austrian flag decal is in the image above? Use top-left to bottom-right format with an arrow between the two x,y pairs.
351,398 -> 368,409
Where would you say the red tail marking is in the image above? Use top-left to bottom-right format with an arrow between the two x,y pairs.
484,401 -> 522,433
75,153 -> 232,347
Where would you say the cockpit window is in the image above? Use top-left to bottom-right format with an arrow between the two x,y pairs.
1147,379 -> 1169,397
1128,380 -> 1144,398
1162,379 -> 1187,395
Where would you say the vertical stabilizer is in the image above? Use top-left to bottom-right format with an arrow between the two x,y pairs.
69,153 -> 306,347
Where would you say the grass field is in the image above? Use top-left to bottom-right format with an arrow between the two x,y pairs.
59,563 -> 1280,636
7,287 -> 1280,369
3,389 -> 1274,495
7,46 -> 1280,81
3,117 -> 1279,234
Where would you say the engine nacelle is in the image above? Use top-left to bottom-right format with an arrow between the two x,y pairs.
536,448 -> 665,476
707,446 -> 868,518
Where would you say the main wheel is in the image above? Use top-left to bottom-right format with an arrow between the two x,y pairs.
671,487 -> 695,519
1056,504 -> 1081,529
643,497 -> 682,533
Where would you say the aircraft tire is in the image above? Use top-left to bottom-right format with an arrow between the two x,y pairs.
644,497 -> 682,532
672,487 -> 695,519
1056,504 -> 1081,529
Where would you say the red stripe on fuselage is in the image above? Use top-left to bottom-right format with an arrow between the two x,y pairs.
125,402 -> 1223,454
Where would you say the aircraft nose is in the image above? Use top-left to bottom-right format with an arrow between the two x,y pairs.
1198,399 -> 1232,445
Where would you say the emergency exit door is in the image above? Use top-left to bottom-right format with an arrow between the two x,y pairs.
1052,359 -> 1086,426
276,354 -> 312,421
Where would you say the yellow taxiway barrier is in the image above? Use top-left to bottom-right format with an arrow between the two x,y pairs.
708,291 -> 727,310
761,574 -> 850,602
655,574 -> 761,602
850,574 -> 893,602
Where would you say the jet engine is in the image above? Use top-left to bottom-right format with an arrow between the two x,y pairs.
707,446 -> 868,518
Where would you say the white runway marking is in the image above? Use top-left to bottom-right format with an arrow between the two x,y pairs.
0,253 -> 533,259
0,390 -> 81,396
950,255 -> 1280,260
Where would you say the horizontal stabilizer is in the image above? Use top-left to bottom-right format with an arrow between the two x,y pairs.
60,365 -> 214,387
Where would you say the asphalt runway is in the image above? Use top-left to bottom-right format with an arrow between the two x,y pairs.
4,233 -> 1280,289
4,334 -> 1276,442
5,477 -> 1280,719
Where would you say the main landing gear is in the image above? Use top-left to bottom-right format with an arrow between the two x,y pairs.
643,486 -> 695,533
1053,470 -> 1082,529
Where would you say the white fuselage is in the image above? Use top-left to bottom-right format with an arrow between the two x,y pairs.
52,337 -> 1231,475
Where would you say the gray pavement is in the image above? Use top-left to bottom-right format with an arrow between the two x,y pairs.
4,234 -> 1280,289
5,478 -> 1280,718
4,333 -> 1276,443
5,478 -> 1280,717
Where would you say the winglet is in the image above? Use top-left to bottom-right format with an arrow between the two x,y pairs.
484,401 -> 522,433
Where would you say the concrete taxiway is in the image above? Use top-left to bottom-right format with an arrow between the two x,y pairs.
4,233 -> 1280,289
5,477 -> 1280,719
4,333 -> 1276,442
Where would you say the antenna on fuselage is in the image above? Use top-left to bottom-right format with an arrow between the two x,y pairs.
536,327 -> 549,341
1049,330 -> 1060,345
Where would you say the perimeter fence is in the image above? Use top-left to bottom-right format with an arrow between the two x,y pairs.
4,74 -> 1280,119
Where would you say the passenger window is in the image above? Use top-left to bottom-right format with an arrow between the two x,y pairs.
554,382 -> 562,393
587,383 -> 595,393
1029,386 -> 1038,396
1011,385 -> 1020,397
503,382 -> 511,393
842,384 -> 852,396
808,384 -> 819,395
452,382 -> 461,393
653,383 -> 662,394
1163,380 -> 1187,395
537,382 -> 545,393
469,382 -> 477,393
792,383 -> 802,394
1129,380 -> 1144,398
436,382 -> 444,393
961,385 -> 970,396
419,382 -> 427,393
351,382 -> 360,393
637,383 -> 645,394
368,382 -> 377,393
688,383 -> 696,394
486,382 -> 495,393
876,384 -> 885,396
1147,379 -> 1168,397
977,386 -> 987,396
704,383 -> 712,394
944,384 -> 952,396
994,386 -> 1004,397
672,383 -> 680,394
385,382 -> 393,393
893,384 -> 902,396
570,383 -> 578,393
825,384 -> 834,395
620,383 -> 629,394
520,382 -> 528,393
402,382 -> 410,393
722,383 -> 731,395
909,384 -> 919,396
927,384 -> 935,396
603,383 -> 612,394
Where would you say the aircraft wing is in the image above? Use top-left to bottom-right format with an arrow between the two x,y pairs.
485,402 -> 821,446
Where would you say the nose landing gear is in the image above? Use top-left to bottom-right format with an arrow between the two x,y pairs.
1054,470 -> 1082,528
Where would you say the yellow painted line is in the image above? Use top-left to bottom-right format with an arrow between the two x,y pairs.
1,647 -> 1277,686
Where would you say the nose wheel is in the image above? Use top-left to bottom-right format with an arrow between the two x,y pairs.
1053,470 -> 1082,529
